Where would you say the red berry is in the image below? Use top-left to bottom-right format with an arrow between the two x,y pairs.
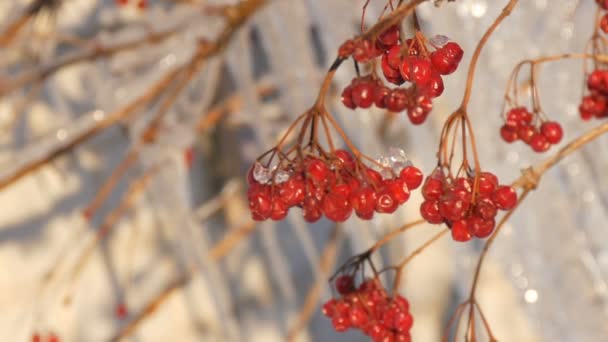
474,200 -> 498,220
540,121 -> 563,144
335,275 -> 355,295
386,44 -> 403,69
322,299 -> 337,317
601,14 -> 608,34
374,85 -> 391,108
451,219 -> 472,242
32,334 -> 41,342
385,89 -> 408,112
500,125 -> 518,143
517,125 -> 536,144
306,158 -> 330,183
399,166 -> 423,189
352,82 -> 375,109
349,307 -> 368,328
430,42 -> 463,75
478,172 -> 498,194
248,188 -> 272,221
350,186 -> 377,219
530,134 -> 550,152
492,186 -> 517,210
424,71 -> 444,98
420,200 -> 443,224
332,315 -> 351,332
322,193 -> 352,222
341,86 -> 356,109
376,189 -> 399,214
303,197 -> 323,222
421,177 -> 443,200
400,57 -> 433,86
438,194 -> 469,222
270,198 -> 289,221
394,311 -> 414,332
378,25 -> 400,47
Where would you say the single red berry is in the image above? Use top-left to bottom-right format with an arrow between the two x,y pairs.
375,189 -> 399,214
248,188 -> 272,221
302,197 -> 323,223
335,275 -> 355,295
352,82 -> 375,109
540,121 -> 563,144
601,14 -> 608,33
492,186 -> 517,210
385,89 -> 408,112
473,218 -> 495,238
420,200 -> 443,224
530,134 -> 550,152
322,299 -> 337,317
332,315 -> 351,332
597,0 -> 608,10
400,57 -> 433,86
270,198 -> 289,221
421,177 -> 443,200
349,306 -> 369,328
386,179 -> 411,204
500,124 -> 518,143
378,25 -> 400,47
341,86 -> 356,109
386,44 -> 403,69
374,85 -> 391,108
394,311 -> 414,333
399,166 -> 423,190
430,42 -> 463,75
382,54 -> 402,80
424,71 -> 445,98
306,158 -> 330,183
32,333 -> 41,342
322,193 -> 352,222
478,172 -> 498,194
474,200 -> 498,220
438,194 -> 469,222
517,125 -> 536,144
350,186 -> 377,219
451,219 -> 472,242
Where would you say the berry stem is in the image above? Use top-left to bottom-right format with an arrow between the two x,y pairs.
459,0 -> 520,111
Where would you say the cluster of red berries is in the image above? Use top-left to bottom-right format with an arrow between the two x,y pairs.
597,0 -> 608,33
579,70 -> 608,121
32,333 -> 59,342
115,0 -> 147,10
499,107 -> 563,152
419,169 -> 517,242
341,76 -> 433,125
322,276 -> 413,342
339,25 -> 463,124
247,150 -> 423,223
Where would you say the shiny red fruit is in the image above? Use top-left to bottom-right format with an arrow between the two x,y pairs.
492,186 -> 517,210
540,121 -> 563,144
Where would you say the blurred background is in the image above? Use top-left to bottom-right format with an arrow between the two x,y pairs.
1,0 -> 607,341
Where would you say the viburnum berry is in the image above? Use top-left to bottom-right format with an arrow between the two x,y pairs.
500,106 -> 563,152
248,148 -> 421,223
601,13 -> 608,33
323,278 -> 414,340
419,168 -> 517,241
598,0 -> 608,10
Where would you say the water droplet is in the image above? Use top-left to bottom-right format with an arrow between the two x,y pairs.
253,162 -> 271,184
430,35 -> 450,47
274,169 -> 290,184
387,147 -> 411,173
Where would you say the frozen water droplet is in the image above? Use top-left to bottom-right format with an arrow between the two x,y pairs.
373,156 -> 394,180
253,162 -> 271,184
274,169 -> 291,184
430,35 -> 450,47
387,147 -> 412,173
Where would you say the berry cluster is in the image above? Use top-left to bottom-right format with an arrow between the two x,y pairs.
340,25 -> 463,124
419,169 -> 517,242
247,149 -> 423,223
499,107 -> 563,152
579,70 -> 608,121
322,276 -> 413,342
32,333 -> 59,342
